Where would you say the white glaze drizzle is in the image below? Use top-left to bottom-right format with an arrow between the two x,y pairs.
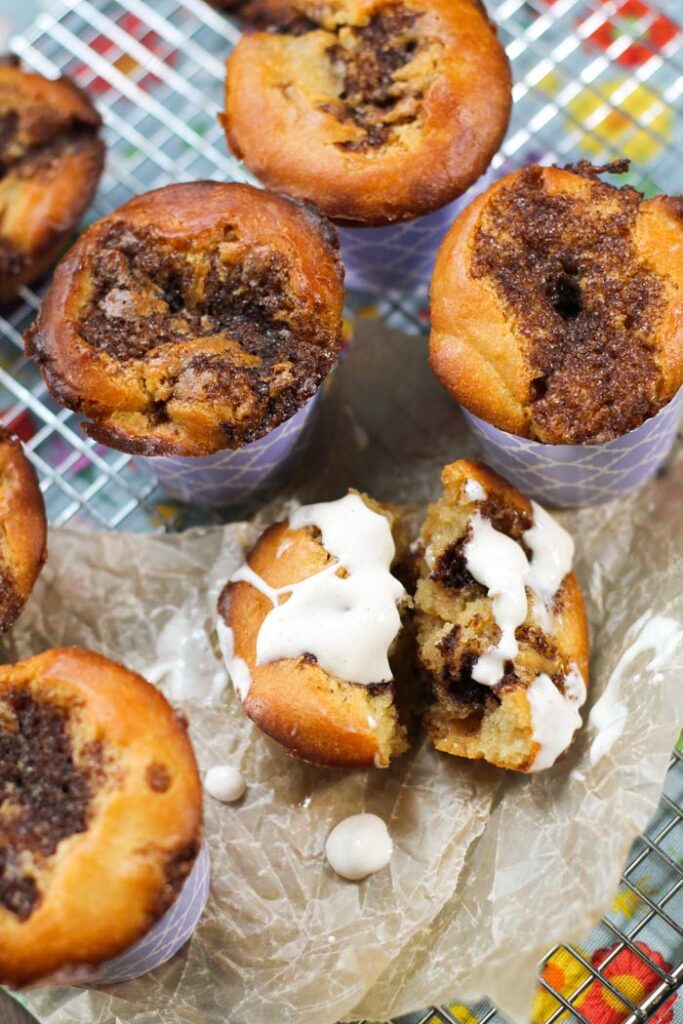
523,501 -> 575,604
325,814 -> 393,880
464,513 -> 529,686
461,490 -> 575,687
527,664 -> 587,772
228,494 -> 405,687
464,479 -> 487,503
216,617 -> 252,702
588,613 -> 681,766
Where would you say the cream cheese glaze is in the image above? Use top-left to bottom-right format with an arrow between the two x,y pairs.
325,814 -> 393,881
527,664 -> 587,772
223,494 -> 405,696
462,492 -> 575,687
464,512 -> 529,686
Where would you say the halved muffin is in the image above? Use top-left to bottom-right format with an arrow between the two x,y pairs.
414,460 -> 589,772
217,491 -> 416,768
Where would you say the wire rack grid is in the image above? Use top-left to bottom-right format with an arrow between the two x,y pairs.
1,0 -> 682,1021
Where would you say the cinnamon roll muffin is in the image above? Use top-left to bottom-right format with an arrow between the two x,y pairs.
217,492 -> 416,769
414,460 -> 589,773
0,60 -> 104,299
0,428 -> 46,634
430,162 -> 683,444
0,648 -> 202,987
223,0 -> 511,225
25,182 -> 344,456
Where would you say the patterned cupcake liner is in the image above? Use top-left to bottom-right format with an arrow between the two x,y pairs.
338,203 -> 458,294
462,387 -> 683,508
338,168 -> 503,295
88,843 -> 211,986
142,394 -> 320,508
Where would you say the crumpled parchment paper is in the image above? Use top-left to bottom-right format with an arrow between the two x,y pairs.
4,321 -> 683,1024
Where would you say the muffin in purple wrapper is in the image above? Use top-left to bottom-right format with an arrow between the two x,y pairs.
222,0 -> 511,293
0,648 -> 205,989
430,162 -> 683,507
25,182 -> 345,507
90,843 -> 211,986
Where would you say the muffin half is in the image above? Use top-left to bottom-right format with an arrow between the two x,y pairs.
0,648 -> 202,987
0,60 -> 104,298
217,492 -> 415,768
25,181 -> 344,456
414,460 -> 589,772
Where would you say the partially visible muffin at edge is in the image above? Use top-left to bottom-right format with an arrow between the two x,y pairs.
24,181 -> 345,456
0,648 -> 203,987
222,0 -> 512,225
0,427 -> 46,634
0,60 -> 104,298
430,162 -> 683,445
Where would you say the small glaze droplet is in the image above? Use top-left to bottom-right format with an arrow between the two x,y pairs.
325,813 -> 393,880
204,765 -> 246,803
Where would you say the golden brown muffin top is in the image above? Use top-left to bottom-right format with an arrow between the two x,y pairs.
26,181 -> 345,456
0,61 -> 104,295
430,163 -> 683,444
0,427 -> 46,634
0,648 -> 202,987
223,0 -> 511,224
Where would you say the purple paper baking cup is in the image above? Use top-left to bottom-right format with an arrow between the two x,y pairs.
462,387 -> 683,508
89,842 -> 211,987
339,202 -> 458,294
338,167 -> 502,294
144,393 -> 320,507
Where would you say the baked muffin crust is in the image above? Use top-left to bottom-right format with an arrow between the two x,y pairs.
0,428 -> 46,634
0,61 -> 104,297
430,163 -> 683,444
223,0 -> 512,224
26,182 -> 344,456
0,648 -> 202,987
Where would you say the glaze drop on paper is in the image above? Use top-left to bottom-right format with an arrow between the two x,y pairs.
589,613 -> 682,766
527,664 -> 587,772
229,494 -> 405,686
205,765 -> 246,803
325,814 -> 393,881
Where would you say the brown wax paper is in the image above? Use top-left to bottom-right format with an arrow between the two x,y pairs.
3,320 -> 683,1024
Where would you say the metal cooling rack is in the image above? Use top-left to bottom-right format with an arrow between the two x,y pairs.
2,0 -> 682,1020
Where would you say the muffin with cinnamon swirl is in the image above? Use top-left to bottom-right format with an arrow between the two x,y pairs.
429,162 -> 683,504
25,181 -> 344,503
0,648 -> 203,987
0,60 -> 104,299
222,0 -> 511,291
